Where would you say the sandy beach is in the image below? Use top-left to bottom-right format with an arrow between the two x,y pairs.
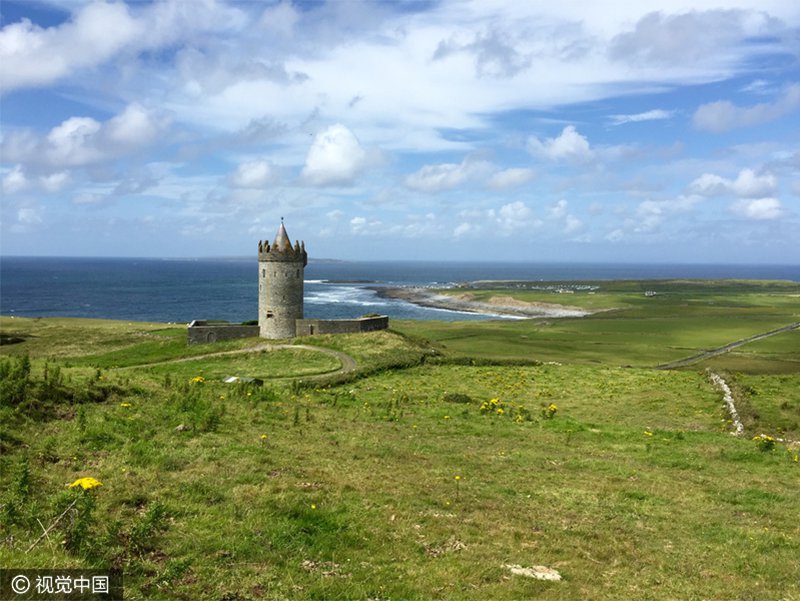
373,287 -> 592,318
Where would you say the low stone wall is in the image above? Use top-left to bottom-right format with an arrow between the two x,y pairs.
188,316 -> 388,343
295,315 -> 389,336
187,321 -> 259,345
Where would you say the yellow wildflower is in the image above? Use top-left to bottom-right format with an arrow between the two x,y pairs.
191,376 -> 205,384
644,431 -> 654,437
68,477 -> 103,490
260,434 -> 268,440
496,408 -> 504,415
454,475 -> 461,481
119,402 -> 131,408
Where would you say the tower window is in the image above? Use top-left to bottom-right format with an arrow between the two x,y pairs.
266,311 -> 274,319
296,269 -> 300,278
262,269 -> 265,277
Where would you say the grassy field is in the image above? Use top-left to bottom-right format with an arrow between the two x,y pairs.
398,279 -> 800,371
1,280 -> 799,600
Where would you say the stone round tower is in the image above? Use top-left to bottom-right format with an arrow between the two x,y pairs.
258,221 -> 307,339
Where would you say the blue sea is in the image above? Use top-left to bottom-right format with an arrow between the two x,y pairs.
1,257 -> 798,323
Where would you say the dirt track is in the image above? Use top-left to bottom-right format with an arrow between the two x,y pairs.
114,343 -> 357,380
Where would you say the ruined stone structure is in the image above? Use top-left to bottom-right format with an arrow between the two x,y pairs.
258,221 -> 307,339
187,221 -> 389,344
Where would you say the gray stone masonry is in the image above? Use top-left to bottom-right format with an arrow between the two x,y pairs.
187,222 -> 389,344
187,321 -> 259,345
295,315 -> 389,336
258,222 -> 307,339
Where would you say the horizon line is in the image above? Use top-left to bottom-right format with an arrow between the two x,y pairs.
1,255 -> 799,267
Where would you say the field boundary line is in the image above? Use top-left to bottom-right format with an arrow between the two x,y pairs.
654,321 -> 800,370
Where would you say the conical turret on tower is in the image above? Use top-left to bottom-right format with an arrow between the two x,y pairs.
258,221 -> 307,339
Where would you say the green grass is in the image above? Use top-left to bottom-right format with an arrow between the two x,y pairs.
1,280 -> 799,599
142,347 -> 342,381
397,280 -> 800,371
1,355 -> 798,600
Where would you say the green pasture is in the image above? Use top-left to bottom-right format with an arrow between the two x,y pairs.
1,349 -> 798,600
141,348 -> 342,381
399,279 -> 800,371
1,279 -> 799,599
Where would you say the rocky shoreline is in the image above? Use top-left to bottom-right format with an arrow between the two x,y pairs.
372,287 -> 592,318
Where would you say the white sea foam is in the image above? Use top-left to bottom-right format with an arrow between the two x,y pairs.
305,285 -> 388,307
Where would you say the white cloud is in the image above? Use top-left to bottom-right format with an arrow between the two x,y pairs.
2,165 -> 72,195
229,159 -> 277,188
40,171 -> 71,192
688,173 -> 729,196
259,2 -> 300,38
731,197 -> 784,220
105,104 -> 161,148
302,124 -> 367,186
2,165 -> 28,194
349,215 -> 382,235
689,168 -> 777,198
72,192 -> 106,205
432,26 -> 532,78
1,103 -> 167,168
730,169 -> 778,198
528,126 -> 593,162
453,222 -> 477,238
17,207 -> 42,225
487,167 -> 535,190
634,195 -> 701,232
564,215 -> 583,234
548,199 -> 569,220
495,201 -> 541,234
693,84 -> 800,132
451,200 -> 541,239
115,2 -> 800,161
547,199 -> 584,234
405,157 -> 491,193
0,1 -> 243,92
0,3 -> 139,92
608,9 -> 780,67
45,116 -> 103,166
609,109 -> 675,125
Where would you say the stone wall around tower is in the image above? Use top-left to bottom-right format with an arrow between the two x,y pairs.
295,315 -> 389,336
187,316 -> 389,344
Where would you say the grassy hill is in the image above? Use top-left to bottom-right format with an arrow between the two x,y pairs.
1,280 -> 799,600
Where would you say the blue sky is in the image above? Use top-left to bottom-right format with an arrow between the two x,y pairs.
1,0 -> 799,262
